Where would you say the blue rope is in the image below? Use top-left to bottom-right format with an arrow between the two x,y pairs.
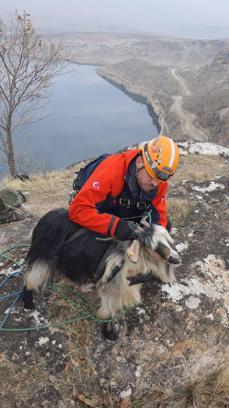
0,269 -> 24,329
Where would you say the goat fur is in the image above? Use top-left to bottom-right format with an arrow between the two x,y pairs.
23,208 -> 181,335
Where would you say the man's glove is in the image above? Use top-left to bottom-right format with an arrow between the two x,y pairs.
114,220 -> 139,241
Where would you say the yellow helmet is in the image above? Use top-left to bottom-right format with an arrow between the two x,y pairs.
141,135 -> 180,181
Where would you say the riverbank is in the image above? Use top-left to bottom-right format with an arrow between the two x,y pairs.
97,69 -> 161,132
61,32 -> 229,145
97,66 -> 170,138
96,58 -> 229,145
0,65 -> 156,177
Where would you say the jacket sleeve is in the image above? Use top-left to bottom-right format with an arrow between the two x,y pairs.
69,156 -> 123,236
151,182 -> 169,228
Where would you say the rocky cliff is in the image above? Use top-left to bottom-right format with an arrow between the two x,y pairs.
60,32 -> 229,147
0,142 -> 228,407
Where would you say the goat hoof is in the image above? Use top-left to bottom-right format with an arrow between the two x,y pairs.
23,302 -> 35,310
101,322 -> 118,341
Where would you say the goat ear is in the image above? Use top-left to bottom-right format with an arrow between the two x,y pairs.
127,240 -> 140,263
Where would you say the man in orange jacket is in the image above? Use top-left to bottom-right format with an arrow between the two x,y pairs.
69,135 -> 180,241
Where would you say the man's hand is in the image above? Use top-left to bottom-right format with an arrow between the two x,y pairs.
114,220 -> 140,241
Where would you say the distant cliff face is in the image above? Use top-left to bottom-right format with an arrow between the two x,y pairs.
61,32 -> 228,67
62,32 -> 229,145
180,45 -> 229,146
212,46 -> 229,65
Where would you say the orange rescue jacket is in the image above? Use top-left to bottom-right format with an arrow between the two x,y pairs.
69,149 -> 168,236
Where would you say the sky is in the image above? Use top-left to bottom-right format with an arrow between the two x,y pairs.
0,0 -> 229,34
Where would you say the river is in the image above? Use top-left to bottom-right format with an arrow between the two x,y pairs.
1,65 -> 159,175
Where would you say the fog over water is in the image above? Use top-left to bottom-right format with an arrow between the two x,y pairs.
0,66 -> 158,174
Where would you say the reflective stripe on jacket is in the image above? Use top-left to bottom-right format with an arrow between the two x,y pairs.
69,149 -> 168,236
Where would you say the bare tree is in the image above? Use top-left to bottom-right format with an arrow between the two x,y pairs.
0,12 -> 68,177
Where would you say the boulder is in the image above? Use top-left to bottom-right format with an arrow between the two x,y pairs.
0,189 -> 25,224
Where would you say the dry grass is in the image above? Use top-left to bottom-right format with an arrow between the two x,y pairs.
167,198 -> 192,227
48,280 -> 135,407
1,153 -> 228,407
169,362 -> 229,408
130,361 -> 229,408
1,164 -> 83,217
0,352 -> 64,406
175,154 -> 229,184
0,280 -> 116,407
1,153 -> 228,220
46,283 -> 118,406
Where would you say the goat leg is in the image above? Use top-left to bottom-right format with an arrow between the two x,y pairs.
21,287 -> 35,309
101,321 -> 118,341
102,263 -> 124,285
96,257 -> 124,286
94,243 -> 120,283
127,271 -> 161,286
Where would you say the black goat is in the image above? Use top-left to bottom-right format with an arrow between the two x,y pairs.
23,208 -> 181,340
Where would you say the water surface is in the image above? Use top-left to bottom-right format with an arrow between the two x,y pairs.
1,65 -> 158,175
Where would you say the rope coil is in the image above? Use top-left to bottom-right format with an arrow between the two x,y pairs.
0,245 -> 124,333
0,270 -> 24,329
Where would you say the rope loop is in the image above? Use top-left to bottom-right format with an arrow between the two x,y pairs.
0,244 -> 126,333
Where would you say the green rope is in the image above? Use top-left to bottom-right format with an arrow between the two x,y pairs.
146,210 -> 152,224
0,253 -> 22,268
0,283 -> 120,333
0,315 -> 115,333
51,283 -> 95,306
0,244 -> 30,256
0,245 -> 125,333
0,244 -> 30,268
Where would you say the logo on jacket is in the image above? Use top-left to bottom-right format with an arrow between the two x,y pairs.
92,181 -> 101,190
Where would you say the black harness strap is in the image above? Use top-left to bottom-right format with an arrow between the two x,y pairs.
63,225 -> 161,286
93,241 -> 118,283
63,228 -> 88,246
63,227 -> 119,284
